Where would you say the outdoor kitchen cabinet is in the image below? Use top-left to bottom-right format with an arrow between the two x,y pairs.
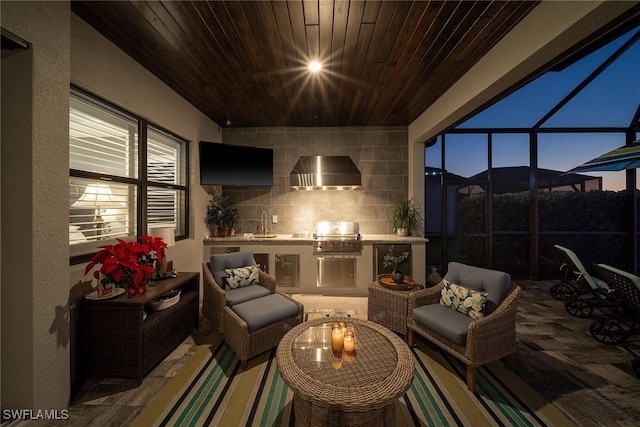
275,254 -> 300,286
203,234 -> 426,295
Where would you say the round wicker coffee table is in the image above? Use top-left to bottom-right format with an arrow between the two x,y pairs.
276,317 -> 415,427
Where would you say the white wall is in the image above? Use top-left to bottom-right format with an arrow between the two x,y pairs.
1,0 -> 71,410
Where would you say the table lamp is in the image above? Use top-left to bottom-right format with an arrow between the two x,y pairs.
71,183 -> 123,238
149,224 -> 175,279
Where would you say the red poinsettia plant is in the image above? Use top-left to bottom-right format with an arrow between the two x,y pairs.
84,235 -> 168,297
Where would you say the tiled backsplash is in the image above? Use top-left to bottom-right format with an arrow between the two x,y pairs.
216,126 -> 409,235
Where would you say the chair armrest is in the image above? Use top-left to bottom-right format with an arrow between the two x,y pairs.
407,283 -> 443,323
203,262 -> 227,300
259,270 -> 277,293
465,284 -> 521,364
202,262 -> 227,331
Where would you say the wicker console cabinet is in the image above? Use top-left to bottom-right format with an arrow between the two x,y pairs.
81,272 -> 199,385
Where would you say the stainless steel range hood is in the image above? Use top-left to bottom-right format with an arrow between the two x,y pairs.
290,156 -> 361,190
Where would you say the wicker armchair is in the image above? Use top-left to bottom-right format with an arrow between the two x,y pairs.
202,251 -> 276,333
407,262 -> 521,392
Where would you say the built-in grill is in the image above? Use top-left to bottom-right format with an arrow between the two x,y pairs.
312,221 -> 361,288
312,221 -> 362,254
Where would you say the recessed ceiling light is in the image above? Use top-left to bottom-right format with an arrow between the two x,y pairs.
308,61 -> 321,72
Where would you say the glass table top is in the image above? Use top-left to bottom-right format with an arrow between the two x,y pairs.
290,320 -> 398,387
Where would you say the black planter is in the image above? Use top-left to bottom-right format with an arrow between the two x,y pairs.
392,270 -> 405,284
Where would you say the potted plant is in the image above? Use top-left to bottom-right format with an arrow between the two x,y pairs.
389,199 -> 424,236
84,235 -> 167,297
383,245 -> 410,284
205,194 -> 239,237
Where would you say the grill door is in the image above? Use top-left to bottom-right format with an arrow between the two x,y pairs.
317,257 -> 356,287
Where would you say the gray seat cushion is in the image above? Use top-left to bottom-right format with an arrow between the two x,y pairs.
210,251 -> 256,288
413,304 -> 474,347
231,294 -> 299,332
225,284 -> 271,307
445,261 -> 511,314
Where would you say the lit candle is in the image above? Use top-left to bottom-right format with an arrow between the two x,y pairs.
338,321 -> 348,335
343,331 -> 355,353
331,325 -> 343,352
342,351 -> 354,363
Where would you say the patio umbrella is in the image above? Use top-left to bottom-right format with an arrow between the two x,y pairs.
566,141 -> 640,173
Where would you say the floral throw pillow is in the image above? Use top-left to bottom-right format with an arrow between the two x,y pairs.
439,279 -> 488,320
223,265 -> 260,289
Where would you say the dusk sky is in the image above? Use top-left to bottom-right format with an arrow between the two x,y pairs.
429,25 -> 639,192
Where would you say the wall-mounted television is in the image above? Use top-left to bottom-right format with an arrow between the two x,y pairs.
199,141 -> 273,186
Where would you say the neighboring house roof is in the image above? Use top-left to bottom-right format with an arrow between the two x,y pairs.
461,166 -> 602,194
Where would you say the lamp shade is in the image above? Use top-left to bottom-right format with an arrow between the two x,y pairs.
149,225 -> 175,246
72,184 -> 123,208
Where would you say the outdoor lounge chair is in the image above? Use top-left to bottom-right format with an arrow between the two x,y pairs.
549,247 -> 581,301
551,245 -> 615,318
590,264 -> 640,377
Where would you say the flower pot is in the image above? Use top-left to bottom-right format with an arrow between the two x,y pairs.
396,228 -> 409,237
217,226 -> 230,237
97,283 -> 114,297
126,278 -> 150,298
392,270 -> 405,284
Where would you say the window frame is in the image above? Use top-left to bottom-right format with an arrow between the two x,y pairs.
70,86 -> 189,265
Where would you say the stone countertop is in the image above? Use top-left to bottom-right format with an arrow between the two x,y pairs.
203,234 -> 427,244
204,234 -> 311,243
361,234 -> 428,243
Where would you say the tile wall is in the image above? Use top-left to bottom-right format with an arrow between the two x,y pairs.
214,126 -> 409,235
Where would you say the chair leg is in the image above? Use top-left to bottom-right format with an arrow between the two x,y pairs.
407,328 -> 414,347
466,365 -> 477,392
502,353 -> 515,371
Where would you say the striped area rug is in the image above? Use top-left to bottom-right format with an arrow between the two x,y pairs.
132,334 -> 574,427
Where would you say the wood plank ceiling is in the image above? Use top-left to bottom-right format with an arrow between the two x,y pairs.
72,1 -> 539,127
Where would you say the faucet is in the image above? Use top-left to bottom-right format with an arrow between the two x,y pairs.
260,210 -> 268,235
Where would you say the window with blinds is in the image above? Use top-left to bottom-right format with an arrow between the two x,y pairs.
69,88 -> 188,262
147,127 -> 187,236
